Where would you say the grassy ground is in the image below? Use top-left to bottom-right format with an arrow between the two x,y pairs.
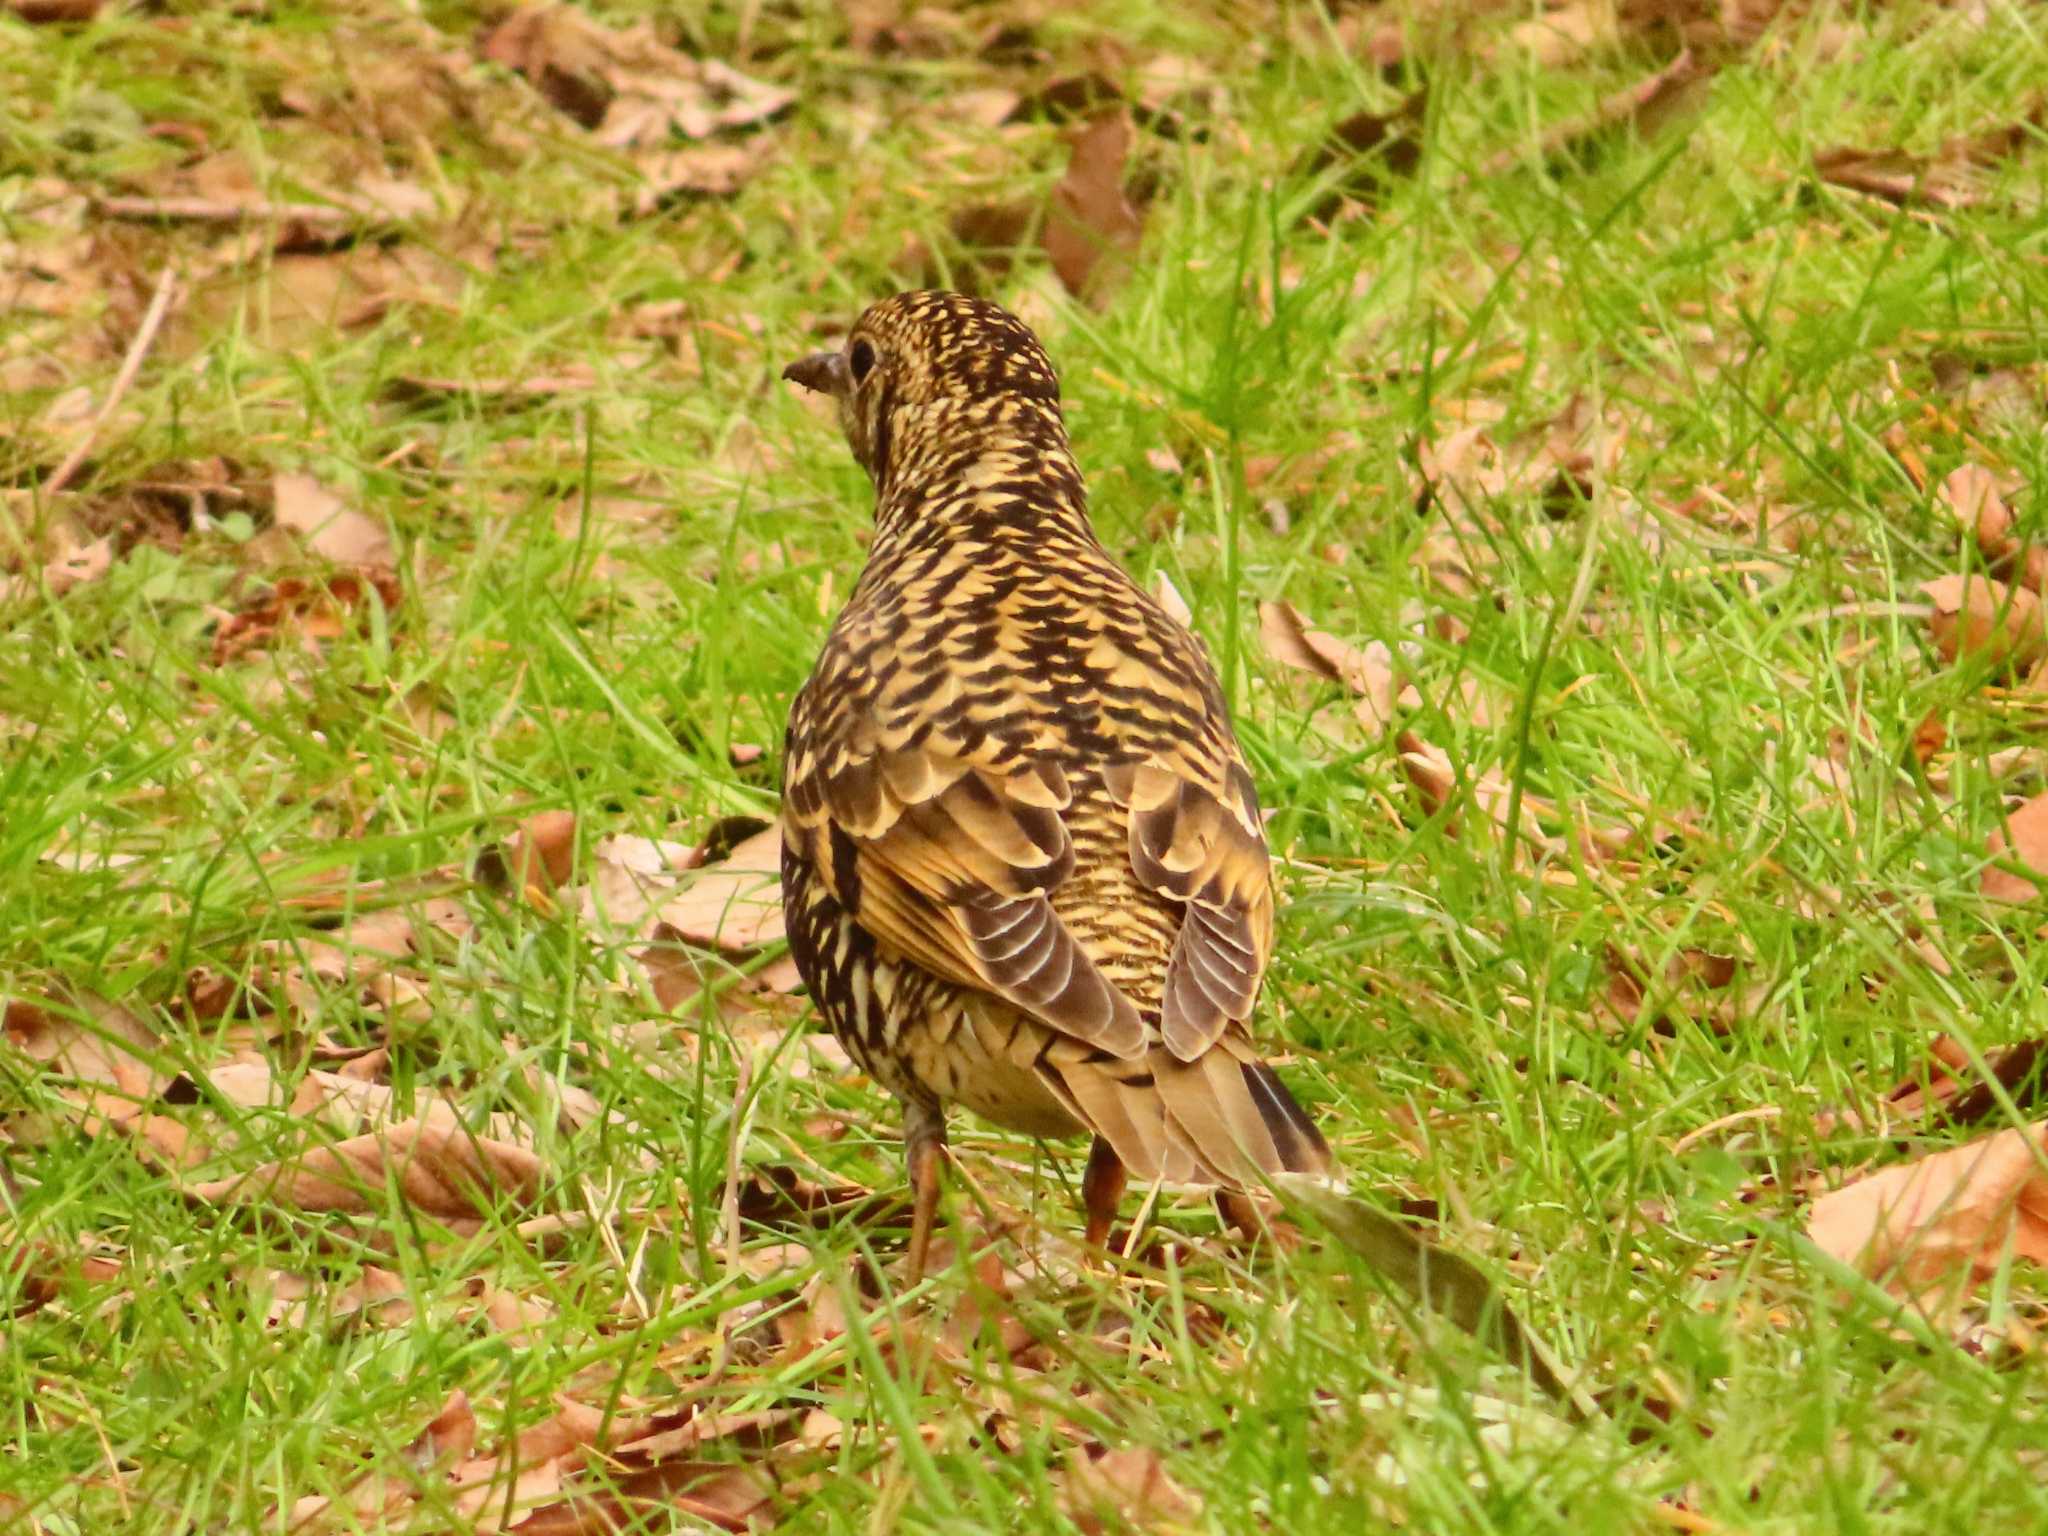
7,0 -> 2048,1531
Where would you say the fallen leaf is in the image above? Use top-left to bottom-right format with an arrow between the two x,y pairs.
1488,49 -> 1711,177
1397,731 -> 1550,844
1295,92 -> 1425,220
40,527 -> 114,597
1830,1035 -> 2048,1136
1941,464 -> 2048,593
272,471 -> 394,568
382,367 -> 599,408
1062,1447 -> 1200,1535
209,570 -> 403,665
481,7 -> 792,146
653,822 -> 786,953
1810,105 -> 2043,214
630,142 -> 771,215
1258,600 -> 1399,730
189,1115 -> 545,1218
1983,789 -> 2048,902
3,990 -> 166,1131
1044,111 -> 1144,304
7,0 -> 103,19
1920,574 -> 2047,671
482,810 -> 581,896
1808,1122 -> 2048,1309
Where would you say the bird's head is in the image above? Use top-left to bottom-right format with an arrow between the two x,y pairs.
783,291 -> 1064,494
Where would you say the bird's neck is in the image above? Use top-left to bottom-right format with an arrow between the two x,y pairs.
869,396 -> 1098,556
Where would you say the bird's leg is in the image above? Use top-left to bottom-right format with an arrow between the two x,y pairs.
903,1101 -> 948,1284
1216,1189 -> 1262,1240
1081,1135 -> 1127,1253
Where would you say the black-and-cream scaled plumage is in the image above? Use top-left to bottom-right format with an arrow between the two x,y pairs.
780,291 -> 1328,1273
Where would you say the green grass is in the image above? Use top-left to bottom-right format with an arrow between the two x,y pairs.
7,0 -> 2048,1530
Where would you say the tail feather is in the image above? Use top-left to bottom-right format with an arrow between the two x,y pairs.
1045,1032 -> 1329,1188
1238,1060 -> 1331,1174
1051,1054 -> 1204,1184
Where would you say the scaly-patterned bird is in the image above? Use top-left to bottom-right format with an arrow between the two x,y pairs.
780,291 -> 1329,1278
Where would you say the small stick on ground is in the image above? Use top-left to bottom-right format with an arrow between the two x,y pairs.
44,264 -> 180,498
721,1049 -> 755,1271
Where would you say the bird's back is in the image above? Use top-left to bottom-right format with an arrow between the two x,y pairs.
781,291 -> 1326,1205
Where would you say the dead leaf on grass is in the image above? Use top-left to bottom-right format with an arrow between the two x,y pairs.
1824,1035 -> 2048,1137
1808,1121 -> 2048,1310
630,141 -> 772,215
1941,464 -> 2047,594
1062,1446 -> 1201,1535
283,1389 -> 479,1531
6,0 -> 103,19
272,470 -> 393,567
481,809 -> 582,899
1814,108 -> 2044,214
1398,731 -> 1550,844
1258,599 -> 1400,731
188,1114 -> 544,1218
6,1239 -> 125,1316
38,526 -> 114,598
480,7 -> 792,146
652,821 -> 787,954
1601,943 -> 1748,1035
1983,788 -> 2048,902
256,1262 -> 414,1330
1920,573 -> 2047,672
209,569 -> 403,665
3,990 -> 167,1133
382,366 -> 600,408
1295,92 -> 1425,220
1487,48 -> 1711,177
1044,112 -> 1145,304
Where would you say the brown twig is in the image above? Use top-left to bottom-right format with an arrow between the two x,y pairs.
43,265 -> 179,498
92,195 -> 354,228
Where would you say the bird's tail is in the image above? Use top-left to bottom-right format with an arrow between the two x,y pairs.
1049,1034 -> 1330,1187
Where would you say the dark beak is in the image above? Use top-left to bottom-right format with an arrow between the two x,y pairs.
782,350 -> 850,397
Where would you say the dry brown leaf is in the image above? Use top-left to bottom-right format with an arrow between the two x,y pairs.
1983,789 -> 2048,902
258,1263 -> 414,1329
189,1115 -> 544,1217
3,991 -> 166,1131
272,471 -> 394,568
1941,464 -> 2048,594
1808,1122 -> 2048,1308
1296,93 -> 1425,220
1044,112 -> 1144,304
1062,1446 -> 1202,1535
1398,731 -> 1551,843
1810,105 -> 2042,214
6,1240 -> 125,1316
40,527 -> 114,597
631,142 -> 770,215
281,1388 -> 477,1531
209,569 -> 404,665
483,809 -> 581,895
1920,574 -> 2048,671
1827,1036 -> 2048,1137
383,367 -> 599,407
1258,599 -> 1400,730
480,7 -> 792,146
508,1408 -> 795,1534
653,822 -> 786,953
1487,49 -> 1710,177
7,0 -> 103,18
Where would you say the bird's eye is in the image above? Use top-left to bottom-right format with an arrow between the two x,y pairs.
848,339 -> 877,385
